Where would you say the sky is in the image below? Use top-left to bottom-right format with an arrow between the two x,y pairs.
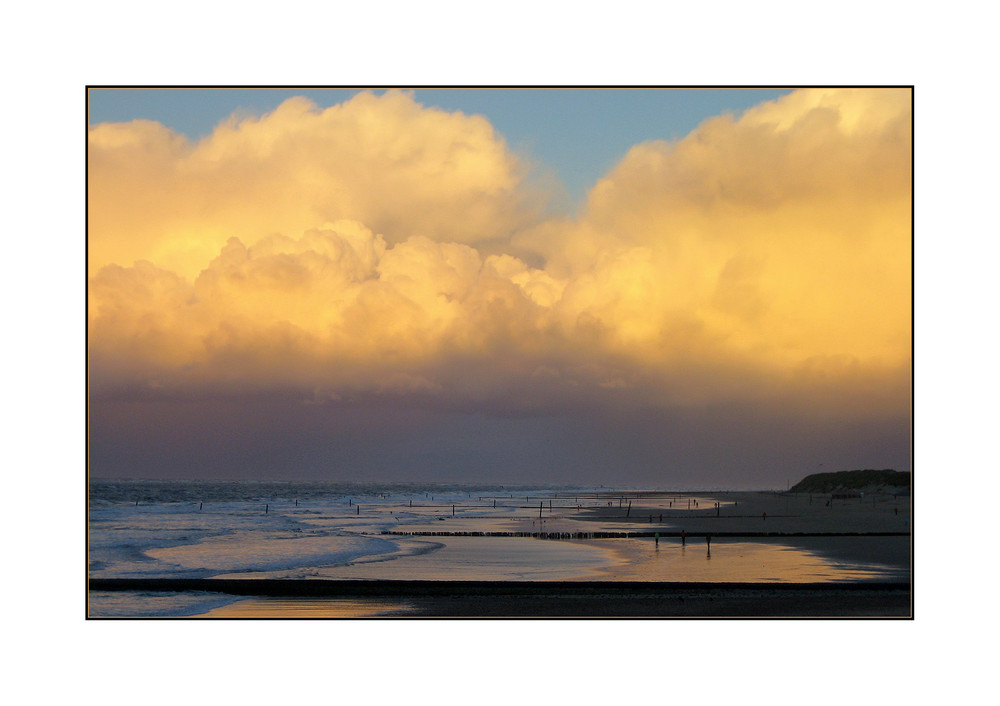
87,87 -> 912,487
87,88 -> 793,208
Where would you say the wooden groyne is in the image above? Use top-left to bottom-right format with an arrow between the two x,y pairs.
88,577 -> 910,598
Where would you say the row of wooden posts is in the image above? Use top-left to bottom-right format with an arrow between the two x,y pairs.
377,529 -> 708,541
159,498 -> 732,516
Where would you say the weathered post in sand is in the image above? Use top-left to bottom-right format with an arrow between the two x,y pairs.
452,504 -> 455,516
626,500 -> 632,517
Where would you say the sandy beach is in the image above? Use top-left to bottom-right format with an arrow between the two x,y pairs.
570,490 -> 911,577
581,490 -> 911,534
90,489 -> 911,618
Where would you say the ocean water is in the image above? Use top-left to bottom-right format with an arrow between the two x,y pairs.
88,480 -> 601,615
89,480 -> 582,583
88,479 -> 907,617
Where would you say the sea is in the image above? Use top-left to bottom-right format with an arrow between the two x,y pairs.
88,479 -> 908,617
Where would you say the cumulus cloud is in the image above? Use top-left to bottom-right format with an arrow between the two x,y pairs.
88,90 -> 544,280
518,88 -> 911,408
88,88 -> 912,430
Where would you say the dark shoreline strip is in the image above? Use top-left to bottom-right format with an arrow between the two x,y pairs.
376,531 -> 909,538
90,578 -> 909,598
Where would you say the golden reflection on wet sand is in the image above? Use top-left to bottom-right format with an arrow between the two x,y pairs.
597,537 -> 894,582
200,597 -> 414,618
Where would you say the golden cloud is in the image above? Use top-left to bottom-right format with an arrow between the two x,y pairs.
88,88 -> 911,421
88,91 -> 542,279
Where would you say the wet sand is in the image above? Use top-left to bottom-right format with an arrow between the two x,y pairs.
203,597 -> 414,618
572,491 -> 912,579
212,535 -> 626,581
572,490 -> 910,534
90,490 -> 912,618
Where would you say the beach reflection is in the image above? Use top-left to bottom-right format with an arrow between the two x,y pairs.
220,536 -> 622,581
598,538 -> 903,583
200,598 -> 413,618
213,535 -> 905,584
90,485 -> 910,616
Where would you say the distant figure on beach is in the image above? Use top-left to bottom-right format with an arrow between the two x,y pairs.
763,512 -> 767,521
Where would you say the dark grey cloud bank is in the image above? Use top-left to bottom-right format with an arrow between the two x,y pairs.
88,392 -> 910,488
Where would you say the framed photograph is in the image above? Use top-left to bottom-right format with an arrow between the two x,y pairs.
87,86 -> 912,618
